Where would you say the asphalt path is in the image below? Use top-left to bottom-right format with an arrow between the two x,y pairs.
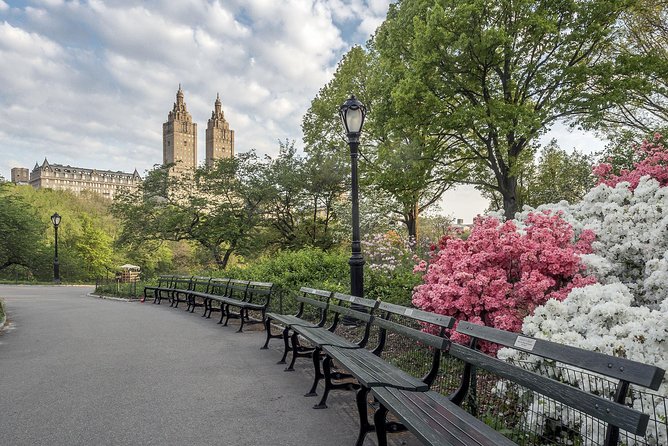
0,285 -> 368,446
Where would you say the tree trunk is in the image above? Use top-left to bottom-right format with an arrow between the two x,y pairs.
501,175 -> 518,221
405,210 -> 417,240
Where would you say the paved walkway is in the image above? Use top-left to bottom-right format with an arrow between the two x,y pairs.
0,285 -> 376,446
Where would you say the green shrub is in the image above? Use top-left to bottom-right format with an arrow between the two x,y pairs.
224,246 -> 419,311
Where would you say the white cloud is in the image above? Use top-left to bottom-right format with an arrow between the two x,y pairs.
0,1 -> 396,181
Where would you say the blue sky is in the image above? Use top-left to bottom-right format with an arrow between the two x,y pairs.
0,0 -> 607,222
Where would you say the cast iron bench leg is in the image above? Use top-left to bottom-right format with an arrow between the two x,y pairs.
373,404 -> 390,446
355,386 -> 374,446
285,332 -> 300,371
313,355 -> 333,409
305,347 -> 322,397
217,303 -> 225,324
237,308 -> 245,333
261,318 -> 273,349
222,304 -> 230,326
277,327 -> 290,364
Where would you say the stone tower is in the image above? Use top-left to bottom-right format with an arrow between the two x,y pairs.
163,85 -> 197,173
11,167 -> 29,184
205,93 -> 235,167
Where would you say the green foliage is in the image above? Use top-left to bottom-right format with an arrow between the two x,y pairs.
0,184 -> 136,282
377,0 -> 631,219
114,153 -> 270,270
482,141 -> 596,210
0,183 -> 48,273
599,0 -> 668,134
225,248 -> 350,296
263,141 -> 344,250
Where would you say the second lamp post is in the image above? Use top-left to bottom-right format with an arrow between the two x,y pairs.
339,95 -> 366,299
51,212 -> 61,284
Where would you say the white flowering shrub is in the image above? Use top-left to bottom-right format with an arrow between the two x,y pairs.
504,176 -> 668,444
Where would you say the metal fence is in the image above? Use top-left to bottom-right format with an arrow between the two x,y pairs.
94,278 -> 142,299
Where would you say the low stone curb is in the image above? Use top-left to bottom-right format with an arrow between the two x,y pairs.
87,293 -> 136,303
0,298 -> 6,330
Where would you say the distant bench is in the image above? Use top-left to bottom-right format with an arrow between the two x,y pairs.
261,292 -> 665,446
142,276 -> 274,333
142,274 -> 191,305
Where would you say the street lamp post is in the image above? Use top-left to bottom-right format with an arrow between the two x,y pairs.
51,213 -> 61,284
339,95 -> 366,301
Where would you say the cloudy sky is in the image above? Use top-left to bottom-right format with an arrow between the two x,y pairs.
0,0 -> 607,222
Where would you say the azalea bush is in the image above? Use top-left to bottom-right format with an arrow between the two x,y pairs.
362,231 -> 425,305
593,133 -> 668,189
499,136 -> 668,444
412,211 -> 596,354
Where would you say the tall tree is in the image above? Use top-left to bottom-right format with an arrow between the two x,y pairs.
600,0 -> 668,133
0,184 -> 47,273
114,153 -> 269,270
385,0 -> 630,219
482,141 -> 595,210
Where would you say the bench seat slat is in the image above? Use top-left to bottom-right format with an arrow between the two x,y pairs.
267,313 -> 319,328
293,326 -> 359,349
324,345 -> 427,390
372,387 -> 517,446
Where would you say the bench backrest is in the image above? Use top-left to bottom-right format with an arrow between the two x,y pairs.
247,281 -> 273,307
207,278 -> 231,296
452,322 -> 663,441
190,276 -> 212,293
371,303 -> 455,385
456,321 -> 665,389
378,301 -> 455,330
171,275 -> 193,290
295,287 -> 334,327
157,275 -> 174,287
327,296 -> 382,348
227,279 -> 250,300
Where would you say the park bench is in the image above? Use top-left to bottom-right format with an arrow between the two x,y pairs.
142,275 -> 174,303
365,321 -> 665,446
312,302 -> 455,444
195,279 -> 273,332
182,276 -> 213,313
283,293 -> 381,377
167,275 -> 195,308
219,281 -> 274,332
196,278 -> 231,320
261,287 -> 335,364
144,274 -> 193,305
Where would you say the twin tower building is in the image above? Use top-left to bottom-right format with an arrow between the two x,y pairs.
12,86 -> 234,199
163,85 -> 234,174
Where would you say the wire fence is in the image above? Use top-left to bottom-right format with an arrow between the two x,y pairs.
94,278 -> 142,299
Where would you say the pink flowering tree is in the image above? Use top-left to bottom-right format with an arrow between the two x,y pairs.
593,134 -> 668,189
412,211 -> 596,354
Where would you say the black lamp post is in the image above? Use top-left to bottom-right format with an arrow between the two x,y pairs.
339,95 -> 366,300
51,212 -> 61,284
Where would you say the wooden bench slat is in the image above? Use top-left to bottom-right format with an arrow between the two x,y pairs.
378,301 -> 455,329
298,287 -> 333,299
449,343 -> 650,435
266,313 -> 319,328
456,321 -> 665,390
374,317 -> 447,350
324,345 -> 427,390
293,325 -> 359,349
372,387 -> 517,446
